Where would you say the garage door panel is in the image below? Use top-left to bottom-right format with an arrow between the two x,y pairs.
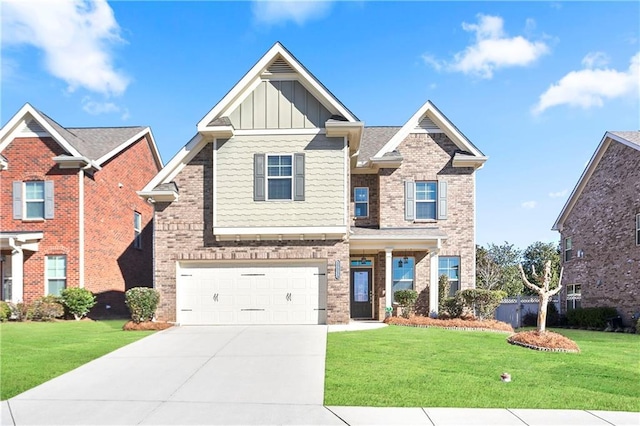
178,263 -> 327,325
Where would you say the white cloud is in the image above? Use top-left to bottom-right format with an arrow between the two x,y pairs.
2,0 -> 129,96
548,190 -> 568,198
521,201 -> 537,209
423,14 -> 549,79
533,52 -> 640,114
581,51 -> 609,68
252,0 -> 333,26
82,97 -> 129,120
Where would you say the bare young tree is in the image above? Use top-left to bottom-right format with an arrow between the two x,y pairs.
518,260 -> 563,333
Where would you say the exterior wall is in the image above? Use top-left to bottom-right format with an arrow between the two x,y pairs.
377,133 -> 476,289
228,81 -> 332,129
560,141 -> 640,325
154,144 -> 350,324
84,135 -> 158,315
350,174 -> 379,228
0,137 -> 80,303
215,135 -> 346,227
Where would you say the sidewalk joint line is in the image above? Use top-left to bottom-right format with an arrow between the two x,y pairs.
507,408 -> 530,425
421,407 -> 436,426
586,410 -> 616,425
6,401 -> 16,426
324,406 -> 350,425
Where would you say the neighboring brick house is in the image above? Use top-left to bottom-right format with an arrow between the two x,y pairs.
0,104 -> 163,315
140,43 -> 486,325
553,131 -> 640,325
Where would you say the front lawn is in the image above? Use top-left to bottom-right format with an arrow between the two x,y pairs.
0,320 -> 155,400
325,326 -> 640,411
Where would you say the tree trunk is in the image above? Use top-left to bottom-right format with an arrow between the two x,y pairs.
538,294 -> 549,333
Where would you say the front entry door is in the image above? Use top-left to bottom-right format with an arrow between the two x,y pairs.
350,268 -> 373,319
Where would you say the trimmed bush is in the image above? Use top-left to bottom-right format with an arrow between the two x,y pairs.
457,289 -> 506,320
437,274 -> 450,312
125,287 -> 160,323
61,288 -> 97,320
546,301 -> 559,326
441,296 -> 464,319
522,311 -> 538,327
394,289 -> 418,318
27,296 -> 65,321
566,307 -> 618,329
0,301 -> 11,322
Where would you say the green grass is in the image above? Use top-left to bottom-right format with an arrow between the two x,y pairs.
325,326 -> 640,411
0,320 -> 155,400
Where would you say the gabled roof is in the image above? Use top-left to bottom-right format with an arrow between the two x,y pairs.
0,103 -> 162,169
197,42 -> 359,132
371,100 -> 486,163
359,127 -> 401,162
553,130 -> 640,231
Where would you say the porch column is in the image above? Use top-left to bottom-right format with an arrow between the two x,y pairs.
385,247 -> 393,314
429,251 -> 439,317
10,243 -> 24,303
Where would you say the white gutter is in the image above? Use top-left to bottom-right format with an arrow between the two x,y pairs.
78,169 -> 85,288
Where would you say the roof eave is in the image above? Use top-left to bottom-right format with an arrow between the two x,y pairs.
196,125 -> 235,138
137,190 -> 179,203
53,155 -> 101,172
452,153 -> 488,170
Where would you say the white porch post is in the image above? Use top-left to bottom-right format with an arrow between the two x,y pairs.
10,242 -> 24,303
429,251 -> 439,317
385,248 -> 393,314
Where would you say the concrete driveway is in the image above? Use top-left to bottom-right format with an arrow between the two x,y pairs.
2,325 -> 343,425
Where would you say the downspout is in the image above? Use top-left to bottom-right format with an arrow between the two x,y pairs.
8,237 -> 24,303
78,167 -> 87,288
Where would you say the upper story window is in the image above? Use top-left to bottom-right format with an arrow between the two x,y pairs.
415,182 -> 437,220
392,256 -> 414,303
254,153 -> 305,202
636,214 -> 640,246
13,180 -> 54,220
134,212 -> 142,249
354,187 -> 369,218
405,180 -> 447,221
46,255 -> 66,296
439,256 -> 460,296
564,237 -> 572,262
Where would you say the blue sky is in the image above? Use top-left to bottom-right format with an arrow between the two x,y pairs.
2,1 -> 639,250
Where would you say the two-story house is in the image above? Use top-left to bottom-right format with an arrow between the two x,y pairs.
0,104 -> 163,316
553,131 -> 640,325
140,43 -> 486,325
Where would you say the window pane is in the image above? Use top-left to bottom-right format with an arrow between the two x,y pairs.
134,212 -> 141,229
47,279 -> 66,296
47,255 -> 66,278
26,202 -> 45,219
267,156 -> 292,177
392,257 -> 414,281
25,182 -> 44,200
354,188 -> 368,202
392,280 -> 413,303
355,203 -> 368,217
416,202 -> 436,219
268,178 -> 292,199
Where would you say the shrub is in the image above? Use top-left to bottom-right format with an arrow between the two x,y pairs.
522,311 -> 538,327
27,296 -> 65,321
0,301 -> 11,321
566,307 -> 618,329
61,287 -> 96,320
522,302 -> 561,328
441,296 -> 464,318
125,287 -> 160,323
394,289 -> 418,318
546,301 -> 559,326
437,274 -> 450,312
457,289 -> 506,320
636,318 -> 640,335
14,303 -> 28,322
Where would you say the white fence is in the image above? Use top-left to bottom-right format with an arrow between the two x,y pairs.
494,295 -> 561,329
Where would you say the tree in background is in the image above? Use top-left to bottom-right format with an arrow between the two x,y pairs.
518,260 -> 563,333
476,242 -> 522,296
521,241 -> 561,294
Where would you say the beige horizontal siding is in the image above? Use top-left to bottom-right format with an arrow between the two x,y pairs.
216,134 -> 345,227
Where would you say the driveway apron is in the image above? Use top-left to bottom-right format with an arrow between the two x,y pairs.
3,325 -> 343,425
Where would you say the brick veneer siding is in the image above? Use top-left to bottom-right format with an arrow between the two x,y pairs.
560,141 -> 640,325
377,133 -> 477,290
84,135 -> 158,315
351,174 -> 379,227
0,137 -> 80,302
153,143 -> 350,324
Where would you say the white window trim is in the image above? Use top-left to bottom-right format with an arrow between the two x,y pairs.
564,237 -> 573,262
439,256 -> 461,296
415,181 -> 437,221
566,283 -> 581,311
354,187 -> 369,218
45,255 -> 67,296
134,212 -> 142,250
24,181 -> 45,220
392,256 -> 415,303
266,153 -> 293,201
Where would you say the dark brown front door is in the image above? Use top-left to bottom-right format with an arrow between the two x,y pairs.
350,268 -> 373,318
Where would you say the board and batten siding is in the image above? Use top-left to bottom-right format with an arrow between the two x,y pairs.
215,134 -> 345,227
228,81 -> 332,129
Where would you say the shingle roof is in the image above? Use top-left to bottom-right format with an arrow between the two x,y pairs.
359,127 -> 401,162
350,226 -> 447,239
37,109 -> 146,161
610,131 -> 640,147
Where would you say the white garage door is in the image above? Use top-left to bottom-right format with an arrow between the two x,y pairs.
177,262 -> 327,325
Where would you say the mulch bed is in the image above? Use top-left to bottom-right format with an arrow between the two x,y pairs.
385,315 -> 514,333
122,321 -> 174,331
507,330 -> 580,353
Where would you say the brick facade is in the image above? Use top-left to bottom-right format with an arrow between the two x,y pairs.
560,141 -> 640,325
1,133 -> 158,315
